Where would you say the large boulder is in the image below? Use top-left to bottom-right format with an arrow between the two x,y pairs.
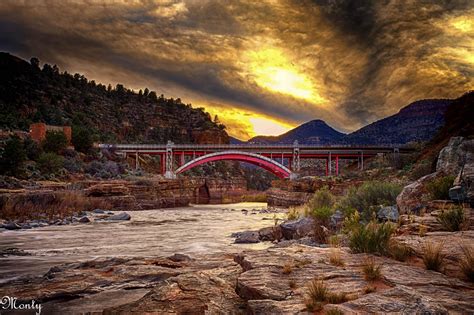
280,217 -> 313,240
233,231 -> 260,244
396,172 -> 441,214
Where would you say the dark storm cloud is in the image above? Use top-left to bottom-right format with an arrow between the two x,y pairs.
0,0 -> 472,137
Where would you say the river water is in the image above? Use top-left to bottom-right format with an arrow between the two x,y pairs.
0,202 -> 283,283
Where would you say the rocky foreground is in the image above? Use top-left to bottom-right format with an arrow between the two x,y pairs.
1,228 -> 473,314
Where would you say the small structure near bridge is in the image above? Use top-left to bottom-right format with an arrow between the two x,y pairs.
30,123 -> 72,145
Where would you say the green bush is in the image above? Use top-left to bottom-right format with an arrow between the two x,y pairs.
72,126 -> 94,153
308,187 -> 335,210
346,220 -> 394,254
310,206 -> 334,221
437,206 -> 465,231
339,181 -> 402,220
42,131 -> 68,154
37,152 -> 64,175
427,176 -> 455,200
0,136 -> 26,176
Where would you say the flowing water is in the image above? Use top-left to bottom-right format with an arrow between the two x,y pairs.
0,202 -> 283,283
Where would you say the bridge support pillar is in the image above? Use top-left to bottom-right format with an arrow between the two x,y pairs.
328,152 -> 332,176
335,155 -> 339,176
292,140 -> 300,172
165,141 -> 176,179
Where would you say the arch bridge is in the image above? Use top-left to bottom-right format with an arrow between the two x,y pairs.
98,142 -> 411,179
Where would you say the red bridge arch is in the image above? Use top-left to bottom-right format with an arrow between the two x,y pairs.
175,151 -> 292,179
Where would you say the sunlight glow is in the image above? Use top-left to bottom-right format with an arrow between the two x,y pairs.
243,47 -> 325,103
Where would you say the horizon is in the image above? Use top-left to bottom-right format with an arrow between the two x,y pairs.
1,1 -> 472,140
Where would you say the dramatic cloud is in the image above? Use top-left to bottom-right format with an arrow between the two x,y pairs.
0,0 -> 472,139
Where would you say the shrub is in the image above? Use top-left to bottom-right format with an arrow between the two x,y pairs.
422,241 -> 445,272
329,248 -> 345,267
0,191 -> 111,221
339,181 -> 402,220
307,279 -> 327,301
427,176 -> 455,200
362,257 -> 382,281
410,159 -> 432,180
419,224 -> 427,237
308,187 -> 335,210
311,206 -> 334,243
437,206 -> 465,231
0,136 -> 26,176
460,245 -> 474,282
326,308 -> 344,315
72,126 -> 94,153
388,241 -> 412,262
326,291 -> 348,304
287,206 -> 303,220
37,152 -> 64,175
305,279 -> 349,311
42,130 -> 68,154
347,221 -> 394,254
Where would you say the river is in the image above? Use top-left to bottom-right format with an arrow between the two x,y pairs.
0,202 -> 284,283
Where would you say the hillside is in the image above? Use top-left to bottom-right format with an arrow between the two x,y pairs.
248,119 -> 345,144
0,52 -> 228,144
343,99 -> 452,145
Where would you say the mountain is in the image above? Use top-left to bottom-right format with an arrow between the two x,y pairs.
0,52 -> 228,144
247,97 -> 456,146
229,136 -> 245,144
343,99 -> 452,145
248,119 -> 345,144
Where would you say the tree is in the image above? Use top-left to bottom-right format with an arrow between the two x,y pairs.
144,88 -> 149,96
72,126 -> 93,153
37,152 -> 64,175
42,131 -> 68,154
0,136 -> 26,176
30,57 -> 40,69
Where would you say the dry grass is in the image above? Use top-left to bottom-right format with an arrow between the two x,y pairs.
282,263 -> 293,275
362,257 -> 382,281
388,241 -> 413,262
460,245 -> 474,282
422,241 -> 445,272
329,248 -> 345,267
289,279 -> 297,289
0,191 -> 112,221
240,192 -> 267,203
305,279 -> 349,312
418,224 -> 427,237
326,308 -> 344,315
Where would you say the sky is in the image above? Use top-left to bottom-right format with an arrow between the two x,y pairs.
0,0 -> 472,140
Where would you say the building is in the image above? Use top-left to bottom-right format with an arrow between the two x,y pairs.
30,123 -> 72,145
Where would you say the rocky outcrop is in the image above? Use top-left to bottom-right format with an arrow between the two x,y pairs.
398,137 -> 474,213
234,244 -> 474,314
268,178 -> 363,208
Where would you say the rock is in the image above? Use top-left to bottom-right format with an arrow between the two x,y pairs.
233,231 -> 260,243
167,253 -> 193,262
396,172 -> 441,214
30,222 -> 40,228
280,217 -> 314,240
258,226 -> 282,242
21,223 -> 32,229
78,216 -> 91,223
436,137 -> 473,175
330,209 -> 345,228
377,205 -> 399,222
105,212 -> 131,221
3,222 -> 21,230
93,209 -> 105,214
0,247 -> 31,257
